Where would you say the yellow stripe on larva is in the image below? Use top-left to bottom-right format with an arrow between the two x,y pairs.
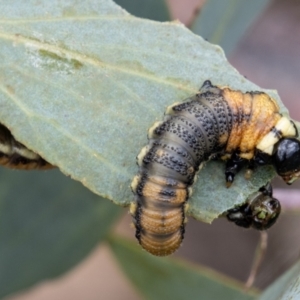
257,116 -> 297,154
14,146 -> 40,160
148,121 -> 164,139
0,143 -> 12,156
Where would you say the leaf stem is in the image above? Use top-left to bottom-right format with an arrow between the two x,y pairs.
245,231 -> 268,289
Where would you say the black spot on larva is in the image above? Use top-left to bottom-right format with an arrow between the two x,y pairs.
271,127 -> 282,138
131,80 -> 300,256
159,188 -> 176,197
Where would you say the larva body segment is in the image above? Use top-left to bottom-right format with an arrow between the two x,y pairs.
0,124 -> 52,170
131,80 -> 300,256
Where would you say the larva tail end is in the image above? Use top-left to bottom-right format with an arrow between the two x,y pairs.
139,231 -> 183,256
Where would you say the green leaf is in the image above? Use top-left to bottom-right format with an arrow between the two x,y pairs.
0,169 -> 121,298
109,235 -> 257,300
259,260 -> 300,300
192,0 -> 271,54
114,0 -> 170,21
0,0 -> 292,223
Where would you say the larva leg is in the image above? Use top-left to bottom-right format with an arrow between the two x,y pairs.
260,182 -> 273,196
244,159 -> 256,180
199,80 -> 213,90
224,152 -> 247,187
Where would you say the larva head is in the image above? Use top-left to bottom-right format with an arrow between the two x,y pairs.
246,193 -> 281,230
273,137 -> 300,184
227,184 -> 281,230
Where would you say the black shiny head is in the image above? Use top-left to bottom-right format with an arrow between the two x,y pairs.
273,138 -> 300,184
226,183 -> 281,230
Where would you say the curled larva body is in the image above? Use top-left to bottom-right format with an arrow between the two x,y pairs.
131,80 -> 300,256
0,123 -> 52,170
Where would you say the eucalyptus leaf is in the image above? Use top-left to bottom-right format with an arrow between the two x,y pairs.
109,235 -> 257,300
259,260 -> 300,300
192,0 -> 271,54
0,169 -> 121,298
0,0 -> 293,223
